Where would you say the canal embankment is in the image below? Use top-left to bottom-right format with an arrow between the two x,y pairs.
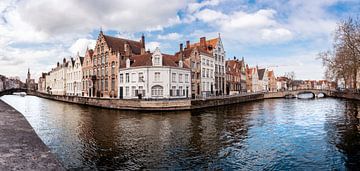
0,99 -> 65,171
27,90 -> 360,111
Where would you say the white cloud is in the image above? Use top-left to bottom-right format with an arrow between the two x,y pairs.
146,41 -> 161,51
16,0 -> 187,34
187,0 -> 220,13
157,32 -> 183,40
192,8 -> 293,44
69,38 -> 96,56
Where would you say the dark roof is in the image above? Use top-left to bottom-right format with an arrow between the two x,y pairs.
80,57 -> 84,65
103,34 -> 142,54
258,68 -> 266,80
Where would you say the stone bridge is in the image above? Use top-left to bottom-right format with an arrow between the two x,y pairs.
264,89 -> 334,99
0,88 -> 28,97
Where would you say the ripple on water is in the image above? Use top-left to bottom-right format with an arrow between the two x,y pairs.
0,95 -> 359,170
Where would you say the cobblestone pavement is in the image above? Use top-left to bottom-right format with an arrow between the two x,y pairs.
0,100 -> 65,171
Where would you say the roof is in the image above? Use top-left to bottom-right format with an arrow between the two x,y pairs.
121,53 -> 189,68
267,70 -> 275,78
226,60 -> 244,75
103,34 -> 142,54
258,68 -> 266,80
191,38 -> 219,48
80,57 -> 84,65
174,46 -> 212,60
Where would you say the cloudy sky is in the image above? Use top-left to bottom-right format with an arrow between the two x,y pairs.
0,0 -> 359,81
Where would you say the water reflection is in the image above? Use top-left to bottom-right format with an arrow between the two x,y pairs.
1,95 -> 359,170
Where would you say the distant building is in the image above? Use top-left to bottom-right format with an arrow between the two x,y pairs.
225,57 -> 246,95
66,53 -> 84,96
175,42 -> 215,98
0,75 -> 5,91
38,73 -> 47,93
267,70 -> 277,92
246,66 -> 259,92
46,58 -> 68,95
276,76 -> 289,91
118,47 -> 191,99
190,35 -> 226,95
82,48 -> 95,97
258,68 -> 268,91
26,68 -> 36,91
92,30 -> 144,98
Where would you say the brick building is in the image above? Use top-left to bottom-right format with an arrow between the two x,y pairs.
91,30 -> 145,98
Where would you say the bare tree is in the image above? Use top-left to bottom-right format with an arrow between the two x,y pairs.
319,17 -> 360,89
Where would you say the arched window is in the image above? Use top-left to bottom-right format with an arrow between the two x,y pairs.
111,61 -> 115,75
151,85 -> 163,97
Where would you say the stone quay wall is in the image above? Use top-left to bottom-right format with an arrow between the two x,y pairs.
0,100 -> 65,170
29,90 -> 359,111
33,92 -> 192,111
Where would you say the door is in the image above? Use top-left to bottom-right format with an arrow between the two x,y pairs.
119,87 -> 123,99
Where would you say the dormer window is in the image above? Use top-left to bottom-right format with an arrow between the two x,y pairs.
154,55 -> 160,65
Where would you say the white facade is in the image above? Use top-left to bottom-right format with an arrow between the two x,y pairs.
66,55 -> 83,96
119,48 -> 191,99
200,53 -> 215,97
46,60 -> 67,95
249,68 -> 259,92
213,37 -> 226,95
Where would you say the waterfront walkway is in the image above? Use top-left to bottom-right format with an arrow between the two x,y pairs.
0,100 -> 64,170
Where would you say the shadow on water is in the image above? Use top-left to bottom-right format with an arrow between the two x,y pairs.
0,95 -> 359,170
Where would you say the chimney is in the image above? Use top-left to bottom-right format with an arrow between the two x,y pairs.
57,62 -> 60,67
233,56 -> 236,60
124,42 -> 130,56
140,34 -> 146,55
186,40 -> 190,49
180,43 -> 183,52
200,37 -> 206,49
63,58 -> 66,64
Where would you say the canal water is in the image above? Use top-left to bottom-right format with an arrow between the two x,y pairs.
1,95 -> 359,170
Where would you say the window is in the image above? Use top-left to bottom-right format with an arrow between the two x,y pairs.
126,73 -> 129,83
154,55 -> 160,65
179,86 -> 183,96
131,86 -> 136,97
171,86 -> 176,96
111,62 -> 115,75
125,86 -> 129,96
202,69 -> 205,77
154,72 -> 160,82
131,73 -> 136,83
105,79 -> 108,91
101,79 -> 104,91
138,72 -> 144,82
210,70 -> 213,78
105,54 -> 108,63
206,69 -> 209,78
105,66 -> 108,76
185,74 -> 189,83
111,78 -> 115,91
120,74 -> 123,83
206,60 -> 209,66
151,85 -> 163,96
179,74 -> 183,83
139,86 -> 144,96
172,73 -> 176,82
101,67 -> 104,76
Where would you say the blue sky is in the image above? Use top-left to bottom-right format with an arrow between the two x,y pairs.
0,0 -> 359,81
